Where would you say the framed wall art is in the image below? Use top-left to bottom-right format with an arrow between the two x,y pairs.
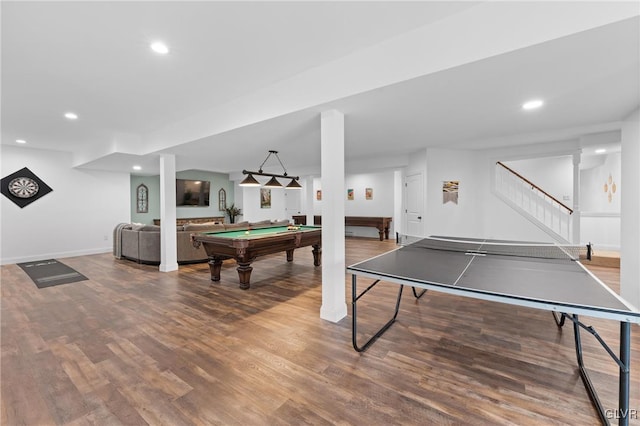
218,188 -> 227,211
136,183 -> 148,213
365,188 -> 373,200
260,188 -> 271,208
347,188 -> 354,200
442,180 -> 459,205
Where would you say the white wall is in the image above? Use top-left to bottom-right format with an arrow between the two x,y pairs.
581,152 -> 622,212
580,152 -> 621,249
621,108 -> 640,309
425,148 -> 481,238
345,171 -> 395,238
344,171 -> 394,216
241,186 -> 288,223
503,156 -> 574,206
422,148 -> 553,242
415,146 -> 570,243
1,146 -> 130,264
309,170 -> 395,238
580,215 -> 620,250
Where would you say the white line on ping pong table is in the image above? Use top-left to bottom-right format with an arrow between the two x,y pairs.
453,239 -> 488,286
452,240 -> 487,286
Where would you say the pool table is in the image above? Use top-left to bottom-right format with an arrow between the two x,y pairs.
191,225 -> 321,289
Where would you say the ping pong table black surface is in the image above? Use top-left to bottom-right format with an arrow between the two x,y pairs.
347,236 -> 640,426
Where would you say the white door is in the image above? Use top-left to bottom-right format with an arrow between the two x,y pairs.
285,190 -> 301,220
405,173 -> 424,236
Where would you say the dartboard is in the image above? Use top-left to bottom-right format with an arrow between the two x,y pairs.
8,177 -> 39,198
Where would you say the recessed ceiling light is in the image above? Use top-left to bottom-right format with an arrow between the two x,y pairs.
522,99 -> 544,110
595,148 -> 607,154
64,112 -> 78,120
132,165 -> 142,171
16,139 -> 26,144
150,41 -> 169,55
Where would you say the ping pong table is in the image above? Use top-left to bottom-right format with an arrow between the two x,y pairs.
347,235 -> 640,426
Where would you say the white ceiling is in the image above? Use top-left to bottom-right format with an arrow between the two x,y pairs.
2,2 -> 638,177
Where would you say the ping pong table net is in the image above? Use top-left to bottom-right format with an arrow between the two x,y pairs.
397,235 -> 592,262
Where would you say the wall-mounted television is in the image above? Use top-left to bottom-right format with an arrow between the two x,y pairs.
176,179 -> 210,206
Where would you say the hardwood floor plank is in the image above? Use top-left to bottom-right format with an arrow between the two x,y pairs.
2,238 -> 638,425
48,341 -> 110,394
1,352 -> 58,425
27,350 -> 93,424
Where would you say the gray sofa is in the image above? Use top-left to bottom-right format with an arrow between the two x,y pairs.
113,219 -> 290,265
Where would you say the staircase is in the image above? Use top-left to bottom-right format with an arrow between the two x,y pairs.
493,161 -> 573,243
494,161 -> 620,267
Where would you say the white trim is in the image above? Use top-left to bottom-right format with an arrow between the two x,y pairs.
1,247 -> 112,266
581,212 -> 621,218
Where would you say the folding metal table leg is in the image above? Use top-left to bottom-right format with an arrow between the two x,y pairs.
568,315 -> 633,426
352,274 -> 404,352
619,321 -> 631,426
412,287 -> 427,299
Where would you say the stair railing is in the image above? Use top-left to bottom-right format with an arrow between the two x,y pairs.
495,161 -> 573,242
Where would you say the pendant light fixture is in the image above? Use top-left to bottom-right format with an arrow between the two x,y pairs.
239,150 -> 302,189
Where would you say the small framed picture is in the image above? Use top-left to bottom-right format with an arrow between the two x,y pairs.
316,190 -> 322,201
260,188 -> 271,208
218,188 -> 226,211
347,188 -> 354,200
365,188 -> 373,200
442,180 -> 459,205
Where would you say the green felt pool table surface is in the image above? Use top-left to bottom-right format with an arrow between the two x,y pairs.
202,225 -> 319,239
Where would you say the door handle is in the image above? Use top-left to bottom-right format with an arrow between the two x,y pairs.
417,216 -> 422,220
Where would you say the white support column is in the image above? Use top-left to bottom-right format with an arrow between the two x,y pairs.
572,151 -> 581,244
621,108 -> 640,309
303,176 -> 315,225
319,110 -> 347,322
159,154 -> 178,272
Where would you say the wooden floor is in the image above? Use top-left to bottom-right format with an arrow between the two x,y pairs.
1,238 -> 638,425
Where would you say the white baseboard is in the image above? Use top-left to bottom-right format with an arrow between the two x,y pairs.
1,247 -> 112,266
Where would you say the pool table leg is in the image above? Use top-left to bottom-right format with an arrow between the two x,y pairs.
312,244 -> 321,266
237,262 -> 253,290
208,256 -> 224,281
